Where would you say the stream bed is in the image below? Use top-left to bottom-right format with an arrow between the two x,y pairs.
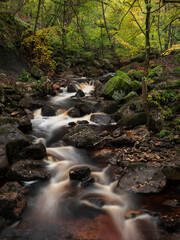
0,78 -> 179,240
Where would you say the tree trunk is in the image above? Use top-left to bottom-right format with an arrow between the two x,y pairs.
34,0 -> 42,35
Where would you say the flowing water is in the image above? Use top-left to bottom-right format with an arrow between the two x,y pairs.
0,80 -> 158,240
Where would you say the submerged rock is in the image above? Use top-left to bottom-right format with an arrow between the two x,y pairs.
63,125 -> 101,148
118,164 -> 166,193
67,83 -> 78,92
6,160 -> 50,181
75,89 -> 85,98
68,107 -> 81,118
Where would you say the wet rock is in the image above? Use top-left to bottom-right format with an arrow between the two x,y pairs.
77,120 -> 89,125
69,167 -> 91,181
90,113 -> 114,125
89,197 -> 105,207
17,119 -> 32,133
68,107 -> 81,118
20,143 -> 46,160
81,177 -> 95,187
67,83 -> 78,92
0,125 -> 31,162
0,192 -> 26,220
41,105 -> 56,116
6,160 -> 50,181
30,65 -> 44,79
0,182 -> 29,195
75,89 -> 85,98
63,126 -> 101,148
117,112 -> 147,128
118,164 -> 166,193
75,100 -> 99,115
162,164 -> 180,181
0,145 -> 9,178
160,216 -> 180,233
163,199 -> 180,207
68,122 -> 76,126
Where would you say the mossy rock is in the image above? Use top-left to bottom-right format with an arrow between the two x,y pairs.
117,112 -> 147,128
102,72 -> 131,100
148,66 -> 164,78
123,91 -> 138,103
130,99 -> 143,112
127,70 -> 144,81
130,80 -> 142,93
30,65 -> 44,79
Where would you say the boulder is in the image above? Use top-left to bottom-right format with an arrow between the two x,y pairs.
98,73 -> 116,83
93,80 -> 104,97
0,192 -> 26,220
118,164 -> 166,193
75,100 -> 99,115
30,65 -> 44,79
130,81 -> 142,94
68,107 -> 81,118
17,119 -> 32,133
67,83 -> 78,92
148,66 -> 164,78
6,160 -> 50,181
0,125 -> 31,162
0,182 -> 28,195
123,91 -> 138,103
20,143 -> 46,160
90,113 -> 114,125
162,164 -> 180,181
102,71 -> 131,100
62,126 -> 101,148
101,100 -> 119,114
41,105 -> 56,116
75,89 -> 85,98
117,112 -> 147,128
0,145 -> 9,178
69,167 -> 91,181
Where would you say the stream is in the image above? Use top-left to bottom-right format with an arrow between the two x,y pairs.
0,78 -> 178,240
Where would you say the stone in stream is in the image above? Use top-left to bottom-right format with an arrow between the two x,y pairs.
6,160 -> 50,181
41,105 -> 56,116
17,119 -> 32,133
118,164 -> 166,193
75,89 -> 85,98
0,145 -> 9,179
67,83 -> 78,93
68,107 -> 81,118
81,177 -> 95,187
0,125 -> 31,163
90,113 -> 114,125
69,167 -> 91,181
63,126 -> 101,148
0,192 -> 27,220
19,143 -> 46,160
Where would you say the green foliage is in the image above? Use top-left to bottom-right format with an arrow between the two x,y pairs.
19,69 -> 33,82
158,130 -> 167,138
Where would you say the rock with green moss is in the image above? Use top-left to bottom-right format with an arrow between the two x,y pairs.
117,112 -> 147,128
148,66 -> 164,78
123,91 -> 138,103
102,71 -> 131,100
127,70 -> 143,81
30,65 -> 44,79
63,125 -> 101,148
130,80 -> 142,93
0,125 -> 31,162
